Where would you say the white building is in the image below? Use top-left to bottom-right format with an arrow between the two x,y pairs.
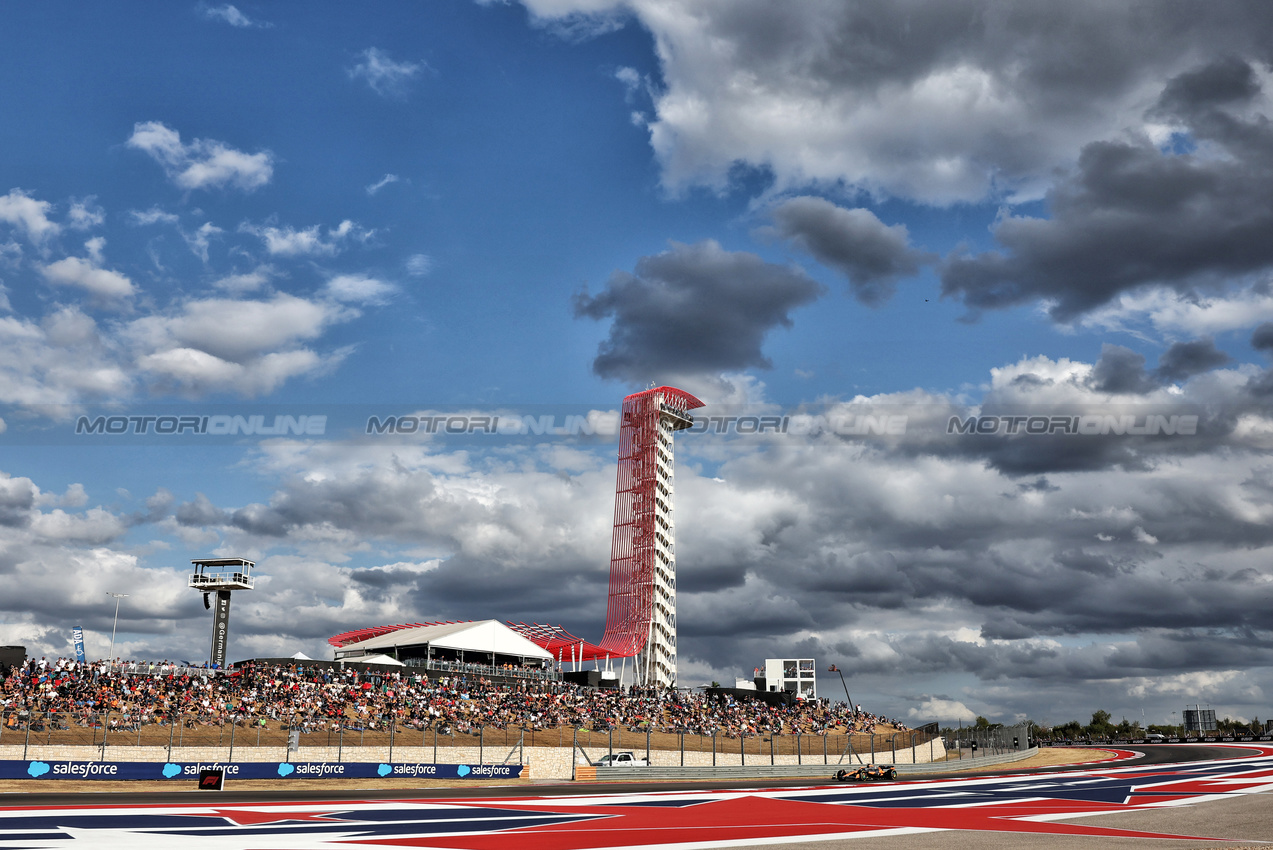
762,658 -> 817,699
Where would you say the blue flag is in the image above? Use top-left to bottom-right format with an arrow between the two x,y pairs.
72,626 -> 86,663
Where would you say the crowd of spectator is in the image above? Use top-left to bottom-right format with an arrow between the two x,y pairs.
1,656 -> 910,739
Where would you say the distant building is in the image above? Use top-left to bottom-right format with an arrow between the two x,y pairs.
755,658 -> 816,699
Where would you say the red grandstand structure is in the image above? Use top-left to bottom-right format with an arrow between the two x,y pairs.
329,386 -> 703,689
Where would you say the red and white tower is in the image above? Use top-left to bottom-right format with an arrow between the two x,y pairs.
595,385 -> 703,687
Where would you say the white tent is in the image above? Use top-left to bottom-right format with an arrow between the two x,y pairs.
334,619 -> 551,663
290,652 -> 312,660
356,653 -> 405,666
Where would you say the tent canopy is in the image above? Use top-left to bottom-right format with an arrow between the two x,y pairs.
334,619 -> 552,661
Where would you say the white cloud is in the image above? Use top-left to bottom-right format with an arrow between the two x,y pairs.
0,189 -> 60,244
324,274 -> 396,305
137,346 -> 332,397
0,283 -> 10,312
1079,287 -> 1273,338
127,121 -> 274,192
0,286 -> 369,404
348,47 -> 426,97
84,237 -> 105,264
40,255 -> 135,300
66,197 -> 104,230
126,293 -> 344,363
239,219 -> 372,257
129,207 -> 180,227
0,241 -> 20,267
212,265 -> 274,294
203,4 -> 269,28
405,253 -> 433,276
183,221 -> 223,263
907,697 -> 976,722
365,173 -> 400,195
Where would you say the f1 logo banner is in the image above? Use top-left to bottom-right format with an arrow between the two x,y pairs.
197,768 -> 224,791
210,590 -> 231,668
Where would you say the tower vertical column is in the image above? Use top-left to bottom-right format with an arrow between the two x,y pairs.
598,386 -> 702,689
210,590 -> 232,668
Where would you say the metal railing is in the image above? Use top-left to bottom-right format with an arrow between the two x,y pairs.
401,657 -> 560,681
2,709 -> 940,769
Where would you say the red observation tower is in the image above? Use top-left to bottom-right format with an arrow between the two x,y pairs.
333,386 -> 704,689
510,385 -> 702,687
596,385 -> 702,687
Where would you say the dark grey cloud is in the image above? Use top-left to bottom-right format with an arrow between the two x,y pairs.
175,493 -> 228,526
573,240 -> 824,382
1154,338 -> 1231,382
941,57 -> 1273,320
1087,340 -> 1230,394
1252,322 -> 1273,352
0,475 -> 36,528
1090,344 -> 1157,394
767,197 -> 930,305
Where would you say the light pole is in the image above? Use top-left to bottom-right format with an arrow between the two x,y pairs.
828,664 -> 855,713
107,592 -> 129,662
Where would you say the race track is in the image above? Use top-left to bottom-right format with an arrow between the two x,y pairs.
1,745 -> 1270,849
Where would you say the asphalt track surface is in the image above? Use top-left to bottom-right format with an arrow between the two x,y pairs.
1,745 -> 1269,848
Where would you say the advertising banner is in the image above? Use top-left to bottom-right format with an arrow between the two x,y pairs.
210,591 -> 231,668
71,627 -> 86,664
0,760 -> 524,781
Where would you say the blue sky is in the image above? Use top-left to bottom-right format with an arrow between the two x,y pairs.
3,1 -> 1273,729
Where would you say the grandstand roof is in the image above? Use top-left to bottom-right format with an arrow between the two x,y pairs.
507,621 -> 630,662
332,619 -> 552,660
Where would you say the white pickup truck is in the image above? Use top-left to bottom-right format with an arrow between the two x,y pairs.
594,751 -> 649,767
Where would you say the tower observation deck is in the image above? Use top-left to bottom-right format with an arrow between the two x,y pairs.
189,557 -> 254,667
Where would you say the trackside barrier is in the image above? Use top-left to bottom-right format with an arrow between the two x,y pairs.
0,759 -> 525,781
1040,735 -> 1273,745
577,747 -> 1038,781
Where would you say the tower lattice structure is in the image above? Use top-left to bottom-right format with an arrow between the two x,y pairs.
596,386 -> 703,687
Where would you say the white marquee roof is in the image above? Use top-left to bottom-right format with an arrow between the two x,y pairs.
341,620 -> 552,660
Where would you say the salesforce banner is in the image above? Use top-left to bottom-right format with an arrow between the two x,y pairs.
0,760 -> 523,781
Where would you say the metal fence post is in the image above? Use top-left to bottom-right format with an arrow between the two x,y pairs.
168,716 -> 175,762
796,733 -> 801,765
712,731 -> 716,766
389,721 -> 395,764
338,726 -> 343,763
479,726 -> 484,765
823,735 -> 827,765
680,732 -> 684,767
22,714 -> 31,761
572,727 -> 578,781
229,721 -> 235,763
740,733 -> 745,766
646,727 -> 651,764
770,734 -> 775,765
